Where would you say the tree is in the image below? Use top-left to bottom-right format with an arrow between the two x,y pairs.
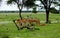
7,0 -> 24,19
52,0 -> 60,13
7,0 -> 35,20
39,0 -> 53,23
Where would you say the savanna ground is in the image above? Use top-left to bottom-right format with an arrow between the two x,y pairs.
0,12 -> 60,38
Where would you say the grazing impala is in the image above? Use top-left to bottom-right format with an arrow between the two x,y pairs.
13,18 -> 40,30
15,18 -> 40,25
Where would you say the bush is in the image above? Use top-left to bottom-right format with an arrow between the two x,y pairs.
32,7 -> 37,13
50,8 -> 59,14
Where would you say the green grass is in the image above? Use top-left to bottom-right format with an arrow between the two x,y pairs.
0,23 -> 60,38
0,13 -> 60,21
0,13 -> 60,38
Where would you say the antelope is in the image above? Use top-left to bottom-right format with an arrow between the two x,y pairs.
13,18 -> 40,30
15,19 -> 40,26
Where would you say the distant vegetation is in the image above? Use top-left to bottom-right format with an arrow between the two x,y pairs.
50,8 -> 59,14
0,11 -> 45,13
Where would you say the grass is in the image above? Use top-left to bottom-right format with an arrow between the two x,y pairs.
0,13 -> 60,38
0,13 -> 60,21
0,23 -> 60,38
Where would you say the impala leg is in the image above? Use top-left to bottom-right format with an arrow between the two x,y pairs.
13,20 -> 20,30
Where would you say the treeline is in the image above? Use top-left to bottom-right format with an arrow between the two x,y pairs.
0,11 -> 45,13
0,11 -> 31,13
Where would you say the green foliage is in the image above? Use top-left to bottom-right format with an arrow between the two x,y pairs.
52,0 -> 60,10
32,7 -> 37,13
24,0 -> 36,8
50,8 -> 59,14
7,0 -> 17,4
58,4 -> 60,6
53,2 -> 58,4
7,0 -> 36,8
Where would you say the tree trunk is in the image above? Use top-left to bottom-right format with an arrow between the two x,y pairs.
18,4 -> 23,20
19,9 -> 22,20
46,9 -> 49,23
